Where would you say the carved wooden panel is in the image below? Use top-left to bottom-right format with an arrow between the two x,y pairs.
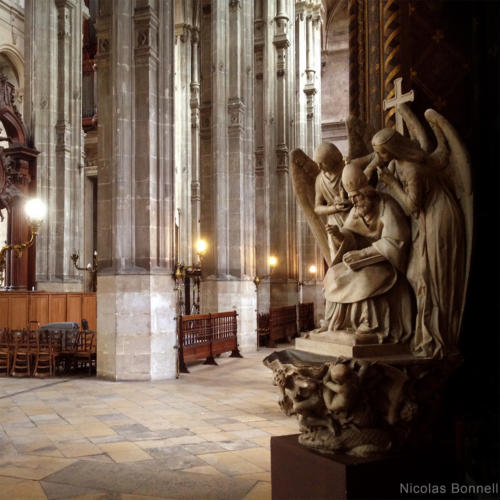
67,294 -> 82,325
82,294 -> 97,330
49,295 -> 67,323
0,292 -> 97,330
29,294 -> 49,326
10,296 -> 28,329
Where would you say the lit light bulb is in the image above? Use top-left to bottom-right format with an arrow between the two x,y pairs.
196,239 -> 207,255
269,256 -> 277,267
24,198 -> 47,223
309,265 -> 317,274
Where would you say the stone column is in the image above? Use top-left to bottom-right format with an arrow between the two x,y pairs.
95,0 -> 177,380
254,0 -> 271,313
190,3 -> 201,259
199,0 -> 256,352
24,0 -> 86,291
296,1 -> 324,314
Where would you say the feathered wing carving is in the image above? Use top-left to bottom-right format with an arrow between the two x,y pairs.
397,103 -> 432,153
290,149 -> 332,267
424,108 -> 473,328
346,114 -> 376,160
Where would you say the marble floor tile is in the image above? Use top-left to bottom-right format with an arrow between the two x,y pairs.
0,346 -> 298,498
97,442 -> 153,463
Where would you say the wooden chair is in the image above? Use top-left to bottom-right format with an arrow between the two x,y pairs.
57,329 -> 79,374
33,330 -> 53,377
0,328 -> 10,376
10,330 -> 31,377
73,331 -> 96,375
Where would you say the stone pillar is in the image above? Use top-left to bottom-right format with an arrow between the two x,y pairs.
254,0 -> 271,313
95,0 -> 177,380
199,0 -> 256,352
293,1 -> 323,314
24,0 -> 86,292
190,3 -> 201,260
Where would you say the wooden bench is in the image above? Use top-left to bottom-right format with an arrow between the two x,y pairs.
178,311 -> 241,373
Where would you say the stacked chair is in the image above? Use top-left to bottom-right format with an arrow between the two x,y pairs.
0,320 -> 97,377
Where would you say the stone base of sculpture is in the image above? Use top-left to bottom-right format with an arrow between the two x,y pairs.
264,349 -> 461,457
296,331 -> 412,358
271,433 -> 462,500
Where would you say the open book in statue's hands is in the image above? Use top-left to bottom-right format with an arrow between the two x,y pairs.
342,249 -> 386,270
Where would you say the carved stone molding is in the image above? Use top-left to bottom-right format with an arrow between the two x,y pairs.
276,145 -> 289,173
264,349 -> 461,457
255,148 -> 264,174
228,98 -> 246,130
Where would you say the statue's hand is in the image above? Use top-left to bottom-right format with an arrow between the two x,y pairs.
343,249 -> 364,266
334,200 -> 351,212
376,166 -> 396,186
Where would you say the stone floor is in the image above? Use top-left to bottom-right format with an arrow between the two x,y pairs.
0,346 -> 298,500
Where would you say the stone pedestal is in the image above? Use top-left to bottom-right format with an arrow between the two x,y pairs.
97,275 -> 177,381
271,434 -> 462,500
295,332 -> 411,358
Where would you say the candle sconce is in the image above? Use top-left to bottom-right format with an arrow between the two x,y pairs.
173,239 -> 207,315
71,249 -> 98,292
253,255 -> 278,289
0,198 -> 46,288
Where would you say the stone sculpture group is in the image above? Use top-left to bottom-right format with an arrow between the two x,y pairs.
265,95 -> 472,456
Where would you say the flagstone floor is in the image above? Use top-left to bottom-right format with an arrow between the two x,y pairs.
0,345 -> 298,500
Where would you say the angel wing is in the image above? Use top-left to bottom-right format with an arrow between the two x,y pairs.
290,149 -> 332,267
424,109 -> 473,329
397,103 -> 432,153
346,114 -> 377,160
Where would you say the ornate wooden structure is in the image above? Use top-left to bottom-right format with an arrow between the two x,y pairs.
0,74 -> 39,290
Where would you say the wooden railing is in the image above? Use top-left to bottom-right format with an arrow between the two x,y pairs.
178,311 -> 242,373
298,302 -> 315,332
258,303 -> 315,347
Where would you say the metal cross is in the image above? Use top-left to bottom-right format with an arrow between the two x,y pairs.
383,77 -> 414,134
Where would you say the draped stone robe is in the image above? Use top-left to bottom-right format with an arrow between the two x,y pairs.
324,193 -> 414,343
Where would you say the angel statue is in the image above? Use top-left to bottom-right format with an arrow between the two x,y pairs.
290,142 -> 351,267
291,101 -> 472,360
364,106 -> 472,359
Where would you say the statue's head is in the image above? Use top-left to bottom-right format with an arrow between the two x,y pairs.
372,127 -> 427,164
342,163 -> 377,217
313,142 -> 343,174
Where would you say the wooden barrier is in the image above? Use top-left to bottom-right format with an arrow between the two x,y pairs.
298,302 -> 315,332
269,305 -> 297,347
0,292 -> 97,331
257,312 -> 270,346
178,311 -> 241,373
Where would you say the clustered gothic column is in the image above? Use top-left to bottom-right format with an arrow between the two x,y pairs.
95,0 -> 176,380
294,1 -> 323,313
253,0 -> 323,313
24,0 -> 87,291
174,0 -> 201,266
199,0 -> 256,352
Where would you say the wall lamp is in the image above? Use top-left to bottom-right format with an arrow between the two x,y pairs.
253,255 -> 278,288
0,198 -> 46,287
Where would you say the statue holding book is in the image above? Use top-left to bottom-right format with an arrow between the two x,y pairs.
267,85 -> 474,456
